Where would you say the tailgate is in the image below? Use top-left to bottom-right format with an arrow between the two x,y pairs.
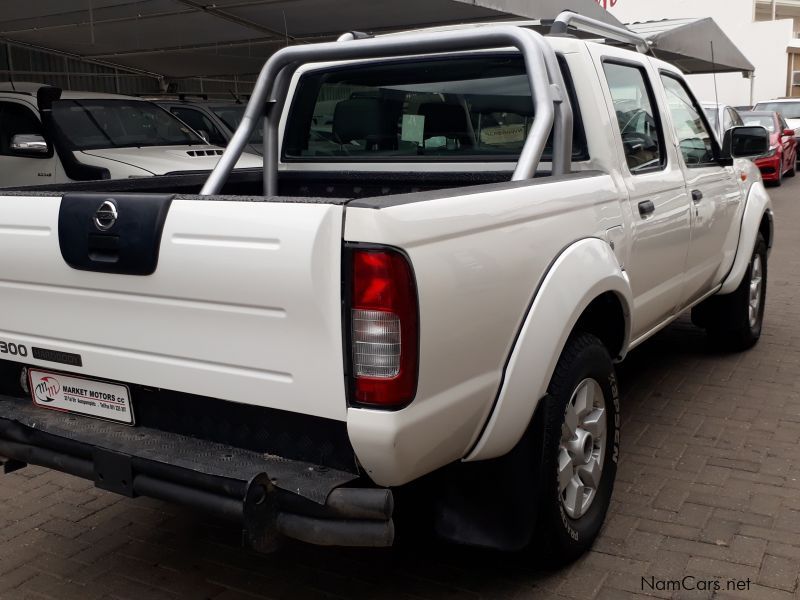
0,194 -> 348,421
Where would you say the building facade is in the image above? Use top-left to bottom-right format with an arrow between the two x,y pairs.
599,0 -> 795,106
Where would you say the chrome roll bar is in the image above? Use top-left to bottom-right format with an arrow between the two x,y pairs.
200,26 -> 572,196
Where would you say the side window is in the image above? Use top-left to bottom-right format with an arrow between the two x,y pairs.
0,101 -> 44,156
602,61 -> 664,174
660,74 -> 717,167
730,109 -> 744,127
170,107 -> 227,146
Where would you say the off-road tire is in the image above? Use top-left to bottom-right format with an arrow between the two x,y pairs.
533,332 -> 619,567
693,233 -> 767,351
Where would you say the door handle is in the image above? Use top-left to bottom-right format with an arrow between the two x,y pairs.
638,200 -> 655,217
691,189 -> 703,202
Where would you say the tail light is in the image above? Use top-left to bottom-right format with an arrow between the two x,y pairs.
346,246 -> 418,407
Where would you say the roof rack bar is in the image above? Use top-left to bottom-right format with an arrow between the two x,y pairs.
550,11 -> 650,54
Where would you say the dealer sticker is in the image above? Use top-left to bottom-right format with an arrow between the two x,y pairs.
29,369 -> 134,425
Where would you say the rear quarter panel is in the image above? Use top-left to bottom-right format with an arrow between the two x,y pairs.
344,173 -> 623,485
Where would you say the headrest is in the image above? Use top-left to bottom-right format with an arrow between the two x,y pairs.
467,95 -> 534,117
333,98 -> 400,145
418,103 -> 470,139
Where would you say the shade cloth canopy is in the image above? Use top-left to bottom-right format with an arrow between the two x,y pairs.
0,2 -> 751,79
627,18 -> 755,75
0,0 -> 623,78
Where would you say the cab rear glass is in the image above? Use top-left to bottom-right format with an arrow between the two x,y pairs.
282,54 -> 588,163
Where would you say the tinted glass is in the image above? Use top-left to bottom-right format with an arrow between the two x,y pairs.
603,62 -> 664,173
754,102 -> 800,119
52,99 -> 203,150
283,55 -> 588,162
210,105 -> 263,144
660,75 -> 716,166
0,102 -> 43,156
170,107 -> 227,145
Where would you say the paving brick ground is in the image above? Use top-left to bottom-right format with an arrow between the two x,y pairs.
2,178 -> 800,599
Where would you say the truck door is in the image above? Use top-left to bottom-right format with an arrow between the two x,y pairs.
657,73 -> 743,307
0,100 -> 60,187
597,56 -> 691,340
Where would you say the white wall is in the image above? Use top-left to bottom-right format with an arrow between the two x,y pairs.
605,0 -> 792,105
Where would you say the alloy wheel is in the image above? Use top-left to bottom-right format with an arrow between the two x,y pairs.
557,378 -> 607,519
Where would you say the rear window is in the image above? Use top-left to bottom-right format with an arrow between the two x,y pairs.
282,54 -> 588,163
754,102 -> 800,120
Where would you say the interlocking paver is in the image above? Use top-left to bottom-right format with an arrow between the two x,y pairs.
2,180 -> 800,598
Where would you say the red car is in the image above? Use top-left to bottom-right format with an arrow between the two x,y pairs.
740,110 -> 797,186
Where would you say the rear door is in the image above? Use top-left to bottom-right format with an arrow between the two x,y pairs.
0,194 -> 348,420
592,47 -> 691,340
657,72 -> 743,306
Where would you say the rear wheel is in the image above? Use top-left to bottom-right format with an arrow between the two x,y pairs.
533,332 -> 619,567
693,234 -> 767,351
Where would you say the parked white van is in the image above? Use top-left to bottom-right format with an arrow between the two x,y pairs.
0,83 -> 261,187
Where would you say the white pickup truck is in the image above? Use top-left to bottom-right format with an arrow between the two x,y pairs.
0,14 -> 773,565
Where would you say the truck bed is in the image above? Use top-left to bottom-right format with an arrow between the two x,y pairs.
1,169 -> 523,201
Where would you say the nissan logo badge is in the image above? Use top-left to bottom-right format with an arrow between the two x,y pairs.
94,200 -> 118,231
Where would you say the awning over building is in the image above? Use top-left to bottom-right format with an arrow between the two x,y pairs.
0,0 -> 623,79
627,18 -> 755,75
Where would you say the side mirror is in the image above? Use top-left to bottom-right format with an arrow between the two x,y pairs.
782,128 -> 796,138
721,125 -> 769,160
197,129 -> 210,144
10,134 -> 50,156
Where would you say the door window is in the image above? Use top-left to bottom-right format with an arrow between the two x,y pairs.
602,61 -> 665,174
660,74 -> 717,167
170,107 -> 227,146
0,101 -> 45,156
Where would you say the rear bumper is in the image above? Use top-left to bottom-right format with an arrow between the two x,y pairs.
0,396 -> 393,550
